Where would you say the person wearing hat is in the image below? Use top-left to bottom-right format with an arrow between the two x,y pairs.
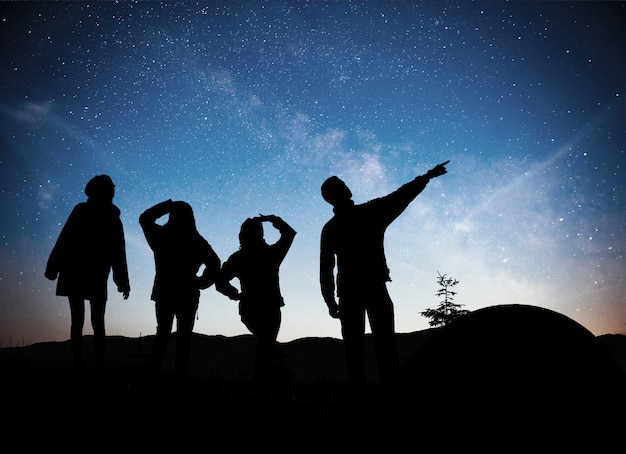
45,174 -> 131,372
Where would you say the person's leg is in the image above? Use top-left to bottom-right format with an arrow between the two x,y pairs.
68,296 -> 86,371
340,299 -> 367,391
367,285 -> 400,389
90,298 -> 107,372
253,336 -> 273,387
251,310 -> 281,388
151,300 -> 175,374
174,300 -> 198,378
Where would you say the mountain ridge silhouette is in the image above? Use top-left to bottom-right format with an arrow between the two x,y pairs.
0,329 -> 440,384
2,310 -> 625,450
2,328 -> 625,383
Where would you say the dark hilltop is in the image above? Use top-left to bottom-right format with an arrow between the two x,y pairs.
2,305 -> 625,450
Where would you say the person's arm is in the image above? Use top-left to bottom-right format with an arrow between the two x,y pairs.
259,214 -> 296,258
111,213 -> 131,299
425,160 -> 449,179
197,242 -> 221,290
404,160 -> 449,193
320,226 -> 340,319
139,199 -> 173,247
371,160 -> 450,224
139,199 -> 173,228
215,258 -> 241,301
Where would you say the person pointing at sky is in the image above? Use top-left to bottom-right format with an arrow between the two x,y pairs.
319,161 -> 449,397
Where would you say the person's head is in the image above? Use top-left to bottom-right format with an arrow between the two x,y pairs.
239,217 -> 264,249
85,175 -> 115,202
321,176 -> 352,207
167,201 -> 197,233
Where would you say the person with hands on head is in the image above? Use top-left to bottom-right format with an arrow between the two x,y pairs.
45,174 -> 130,373
319,161 -> 449,397
216,213 -> 296,390
139,199 -> 221,378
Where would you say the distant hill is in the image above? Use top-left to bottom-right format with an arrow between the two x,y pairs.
393,305 -> 626,451
1,315 -> 625,450
2,324 -> 625,386
1,328 -> 625,383
0,329 -> 438,384
598,333 -> 626,374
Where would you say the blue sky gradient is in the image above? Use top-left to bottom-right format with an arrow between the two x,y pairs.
1,1 -> 624,346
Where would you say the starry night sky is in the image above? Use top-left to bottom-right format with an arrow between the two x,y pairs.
1,1 -> 625,346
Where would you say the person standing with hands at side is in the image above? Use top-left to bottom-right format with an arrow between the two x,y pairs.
319,161 -> 449,397
140,199 -> 221,378
45,174 -> 130,373
216,214 -> 296,390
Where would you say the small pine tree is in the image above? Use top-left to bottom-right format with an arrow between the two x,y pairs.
420,271 -> 469,328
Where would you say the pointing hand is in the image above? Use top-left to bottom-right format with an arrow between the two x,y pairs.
427,160 -> 449,178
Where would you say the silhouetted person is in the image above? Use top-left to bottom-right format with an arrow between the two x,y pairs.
216,214 -> 296,389
320,161 -> 449,394
140,199 -> 220,378
45,174 -> 130,372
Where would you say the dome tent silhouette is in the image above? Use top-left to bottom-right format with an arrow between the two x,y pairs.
393,304 -> 625,448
